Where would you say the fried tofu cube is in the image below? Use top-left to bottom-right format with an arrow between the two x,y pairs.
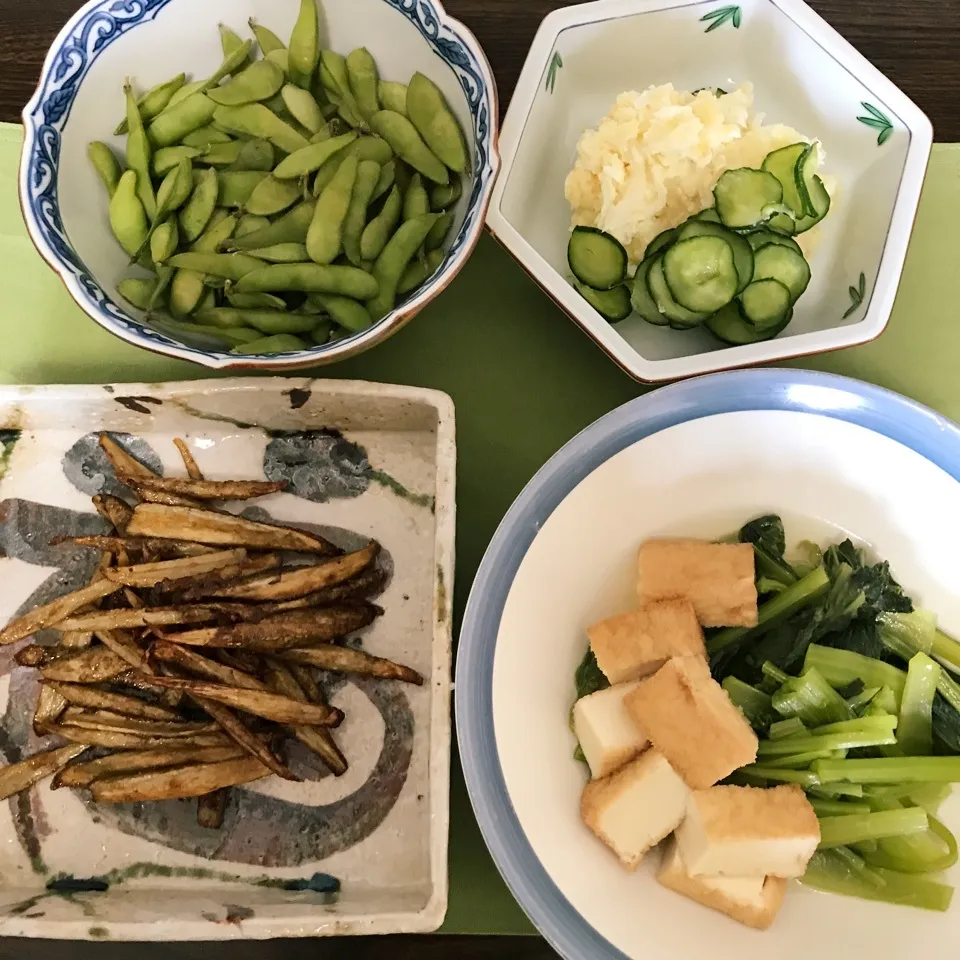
573,682 -> 649,779
658,836 -> 788,930
587,599 -> 704,684
624,656 -> 758,788
676,784 -> 820,878
637,539 -> 758,627
580,750 -> 688,870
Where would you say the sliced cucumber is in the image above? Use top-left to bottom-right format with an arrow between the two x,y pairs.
574,280 -> 631,322
630,258 -> 668,326
706,302 -> 793,345
678,220 -> 754,294
793,175 -> 831,233
766,211 -> 796,235
662,236 -> 738,313
746,230 -> 802,254
693,207 -> 722,223
762,143 -> 807,217
646,255 -> 708,327
739,279 -> 791,329
568,226 -> 628,290
752,244 -> 811,301
795,143 -> 822,218
714,168 -> 783,230
645,226 -> 679,259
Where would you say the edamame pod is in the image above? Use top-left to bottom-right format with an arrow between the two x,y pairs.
207,60 -> 285,107
311,135 -> 393,195
242,243 -> 309,263
310,121 -> 334,144
306,154 -> 358,264
346,48 -> 380,121
289,0 -> 320,89
244,175 -> 302,216
430,177 -> 462,211
115,73 -> 186,135
229,139 -> 275,172
343,160 -> 381,266
235,263 -> 379,299
371,159 -> 396,201
230,333 -> 309,354
164,79 -> 207,111
204,40 -> 254,90
167,251 -> 265,280
88,141 -> 122,197
366,212 -> 441,320
153,144 -> 202,176
397,247 -> 444,295
227,291 -> 287,310
229,200 -> 316,249
403,172 -> 429,221
424,211 -> 452,250
235,214 -> 271,238
148,93 -> 217,148
378,81 -> 408,117
281,84 -> 324,134
273,132 -> 357,179
312,293 -> 373,332
147,264 -> 175,312
219,24 -> 249,61
212,104 -> 308,154
182,124 -> 234,148
406,72 -> 469,173
152,316 -> 260,348
319,50 -> 352,101
109,170 -> 149,257
266,49 -> 291,80
117,276 -> 157,310
249,19 -> 286,56
311,317 -> 334,344
369,110 -> 448,184
217,170 -> 268,208
198,306 -> 317,335
191,211 -> 237,252
155,156 -> 195,220
198,141 -> 243,167
179,167 -> 219,242
150,217 -> 179,263
124,82 -> 157,219
169,272 -> 207,316
359,184 -> 401,262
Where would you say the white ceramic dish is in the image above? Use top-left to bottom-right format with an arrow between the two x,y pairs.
487,0 -> 932,381
457,369 -> 960,959
0,377 -> 455,940
19,0 -> 498,369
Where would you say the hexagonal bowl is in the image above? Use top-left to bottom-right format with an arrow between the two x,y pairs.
486,0 -> 932,382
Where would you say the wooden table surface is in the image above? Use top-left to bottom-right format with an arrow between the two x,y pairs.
0,0 -> 957,957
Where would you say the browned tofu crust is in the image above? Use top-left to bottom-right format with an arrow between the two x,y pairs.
624,656 -> 758,788
658,837 -> 787,930
691,784 -> 820,841
587,599 -> 704,683
638,540 -> 758,628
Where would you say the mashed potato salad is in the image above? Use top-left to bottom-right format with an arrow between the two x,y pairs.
565,83 -> 818,265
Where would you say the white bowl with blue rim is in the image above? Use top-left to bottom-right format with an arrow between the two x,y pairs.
456,367 -> 960,959
486,0 -> 932,382
19,0 -> 498,369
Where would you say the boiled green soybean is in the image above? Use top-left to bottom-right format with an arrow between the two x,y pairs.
378,81 -> 407,116
235,263 -> 379,299
359,184 -> 401,261
117,276 -> 157,310
367,212 -> 440,320
243,243 -> 309,263
182,124 -> 234,148
312,135 -> 392,194
424,211 -> 452,250
430,177 -> 462,210
346,48 -> 380,121
289,0 -> 320,88
273,132 -> 357,179
153,145 -> 202,176
230,200 -> 316,249
397,248 -> 444,295
217,170 -> 268,207
212,103 -> 309,154
150,217 -> 179,263
369,110 -> 448,184
244,175 -> 302,216
230,139 -> 275,172
230,333 -> 309,354
167,251 -> 265,280
207,59 -> 285,107
88,141 -> 123,197
342,159 -> 381,266
124,82 -> 157,219
148,93 -> 217,148
115,72 -> 186,135
227,291 -> 286,309
179,167 -> 219,242
281,84 -> 324,134
197,307 -> 317,335
372,159 -> 396,201
306,153 -> 358,264
312,293 -> 373,332
109,170 -> 149,257
249,18 -> 286,55
406,71 -> 469,173
403,172 -> 429,221
234,214 -> 272,239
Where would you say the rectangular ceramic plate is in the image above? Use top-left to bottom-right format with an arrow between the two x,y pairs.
0,377 -> 455,940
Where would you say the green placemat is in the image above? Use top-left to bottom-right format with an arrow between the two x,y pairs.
3,122 -> 960,934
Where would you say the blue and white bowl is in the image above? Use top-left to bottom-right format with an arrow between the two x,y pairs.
20,0 -> 498,369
